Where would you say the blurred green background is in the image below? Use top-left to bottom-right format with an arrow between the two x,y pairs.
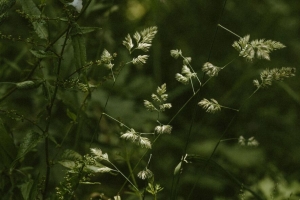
0,0 -> 299,199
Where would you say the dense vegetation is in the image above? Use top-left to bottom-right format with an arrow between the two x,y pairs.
0,0 -> 299,199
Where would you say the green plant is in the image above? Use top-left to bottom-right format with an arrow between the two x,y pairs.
0,0 -> 298,200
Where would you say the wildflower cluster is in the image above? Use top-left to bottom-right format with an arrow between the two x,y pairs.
132,55 -> 149,65
175,65 -> 197,85
96,49 -> 115,69
123,26 -> 157,66
154,124 -> 172,134
120,128 -> 152,149
137,168 -> 153,180
238,136 -> 259,147
58,78 -> 93,92
171,49 -> 201,93
253,67 -> 296,88
233,35 -> 285,61
198,98 -> 221,113
170,49 -> 182,59
123,26 -> 157,53
146,183 -> 164,196
144,83 -> 172,112
202,62 -> 221,77
96,49 -> 116,81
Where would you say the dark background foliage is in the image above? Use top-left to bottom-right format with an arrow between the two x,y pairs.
0,0 -> 299,199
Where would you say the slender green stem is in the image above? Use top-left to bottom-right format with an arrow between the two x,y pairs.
125,148 -> 138,188
218,24 -> 241,38
190,78 -> 195,94
102,113 -> 131,130
110,68 -> 116,82
108,160 -> 139,192
168,88 -> 200,124
220,138 -> 239,142
220,105 -> 239,112
146,154 -> 152,167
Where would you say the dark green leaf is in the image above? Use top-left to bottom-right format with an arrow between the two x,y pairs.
18,0 -> 48,39
29,49 -> 57,58
70,27 -> 101,36
58,160 -> 77,170
67,108 -> 77,122
0,0 -> 16,15
19,175 -> 40,200
60,149 -> 82,161
71,34 -> 86,72
19,180 -> 33,200
0,118 -> 17,168
11,131 -> 42,168
70,23 -> 87,72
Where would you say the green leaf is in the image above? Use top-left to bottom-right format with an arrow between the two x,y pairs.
70,26 -> 101,36
173,161 -> 182,175
32,21 -> 48,39
19,176 -> 39,200
19,180 -> 33,200
11,131 -> 42,168
18,0 -> 48,39
58,160 -> 77,170
66,108 -> 77,122
41,81 -> 52,101
0,118 -> 17,169
85,165 -> 113,173
71,24 -> 86,72
29,49 -> 57,58
60,149 -> 82,161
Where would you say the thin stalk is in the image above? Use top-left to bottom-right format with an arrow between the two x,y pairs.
218,24 -> 241,38
168,88 -> 200,124
190,78 -> 195,94
220,138 -> 239,142
220,105 -> 239,112
108,160 -> 139,192
42,24 -> 72,199
125,148 -> 139,188
102,113 -> 131,130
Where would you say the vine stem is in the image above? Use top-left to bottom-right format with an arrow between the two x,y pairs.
42,24 -> 72,199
